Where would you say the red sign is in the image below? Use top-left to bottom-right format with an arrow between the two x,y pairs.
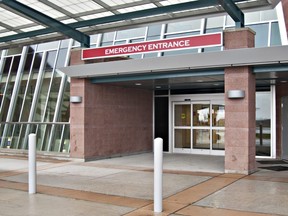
82,32 -> 222,60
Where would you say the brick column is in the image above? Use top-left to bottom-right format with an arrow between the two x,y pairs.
69,49 -> 153,160
224,28 -> 256,174
282,0 -> 288,39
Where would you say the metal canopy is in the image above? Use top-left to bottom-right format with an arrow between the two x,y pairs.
0,0 -> 90,47
0,0 -> 280,49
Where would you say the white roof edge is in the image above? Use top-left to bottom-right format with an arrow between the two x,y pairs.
60,45 -> 288,78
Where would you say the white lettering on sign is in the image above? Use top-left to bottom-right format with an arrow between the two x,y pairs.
105,44 -> 147,55
82,33 -> 223,60
148,40 -> 190,50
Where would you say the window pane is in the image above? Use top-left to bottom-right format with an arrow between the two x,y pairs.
166,20 -> 201,33
45,51 -> 57,71
270,22 -> 281,46
61,125 -> 70,153
245,11 -> 261,24
56,48 -> 68,68
59,82 -> 70,122
116,27 -> 146,40
206,17 -> 224,29
12,80 -> 26,122
20,79 -> 36,121
37,41 -> 59,52
147,25 -> 162,37
256,92 -> 271,156
44,75 -> 61,122
51,124 -> 62,152
0,82 -> 14,121
2,57 -> 12,74
33,78 -> 50,121
248,23 -> 269,47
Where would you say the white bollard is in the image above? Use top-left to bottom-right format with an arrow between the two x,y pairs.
154,137 -> 163,213
29,133 -> 37,194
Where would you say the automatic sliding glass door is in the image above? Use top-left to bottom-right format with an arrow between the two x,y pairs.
173,100 -> 225,155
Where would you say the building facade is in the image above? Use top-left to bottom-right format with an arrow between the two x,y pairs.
0,1 -> 288,173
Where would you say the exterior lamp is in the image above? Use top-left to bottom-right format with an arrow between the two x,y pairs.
227,90 -> 245,99
70,96 -> 82,103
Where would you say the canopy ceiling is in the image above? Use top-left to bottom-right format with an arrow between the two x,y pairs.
0,0 -> 281,49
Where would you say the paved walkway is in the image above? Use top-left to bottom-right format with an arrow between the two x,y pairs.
0,153 -> 287,216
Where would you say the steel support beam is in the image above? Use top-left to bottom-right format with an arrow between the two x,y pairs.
218,0 -> 244,28
0,0 -> 90,47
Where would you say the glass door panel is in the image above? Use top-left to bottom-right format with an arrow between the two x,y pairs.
193,104 -> 210,126
212,105 -> 225,127
174,104 -> 191,152
193,129 -> 210,149
175,104 -> 191,126
175,129 -> 191,148
212,129 -> 225,150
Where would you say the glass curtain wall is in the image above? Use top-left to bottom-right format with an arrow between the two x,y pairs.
97,8 -> 281,55
0,40 -> 71,153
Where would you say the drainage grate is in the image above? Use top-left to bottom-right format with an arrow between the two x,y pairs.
259,166 -> 288,171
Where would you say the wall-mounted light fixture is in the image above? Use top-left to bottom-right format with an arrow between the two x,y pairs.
70,96 -> 82,103
227,90 -> 245,99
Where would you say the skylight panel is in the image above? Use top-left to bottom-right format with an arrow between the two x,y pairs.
21,25 -> 46,32
0,31 -> 17,37
117,3 -> 156,13
101,0 -> 143,7
80,12 -> 114,20
48,0 -> 102,13
0,9 -> 33,27
61,19 -> 79,24
160,0 -> 198,6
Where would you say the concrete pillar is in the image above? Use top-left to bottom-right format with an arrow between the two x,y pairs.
224,28 -> 256,174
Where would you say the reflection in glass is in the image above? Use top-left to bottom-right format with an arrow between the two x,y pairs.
175,129 -> 190,148
193,104 -> 210,126
193,129 -> 210,149
166,19 -> 201,33
175,104 -> 191,126
256,92 -> 271,156
212,105 -> 225,127
270,22 -> 281,46
60,82 -> 70,122
212,130 -> 225,150
248,23 -> 269,47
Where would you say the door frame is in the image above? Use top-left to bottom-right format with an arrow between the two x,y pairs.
281,96 -> 288,159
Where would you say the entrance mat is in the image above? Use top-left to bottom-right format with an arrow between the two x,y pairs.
259,166 -> 288,171
257,160 -> 288,165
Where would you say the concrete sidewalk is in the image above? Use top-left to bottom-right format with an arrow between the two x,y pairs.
0,153 -> 287,216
